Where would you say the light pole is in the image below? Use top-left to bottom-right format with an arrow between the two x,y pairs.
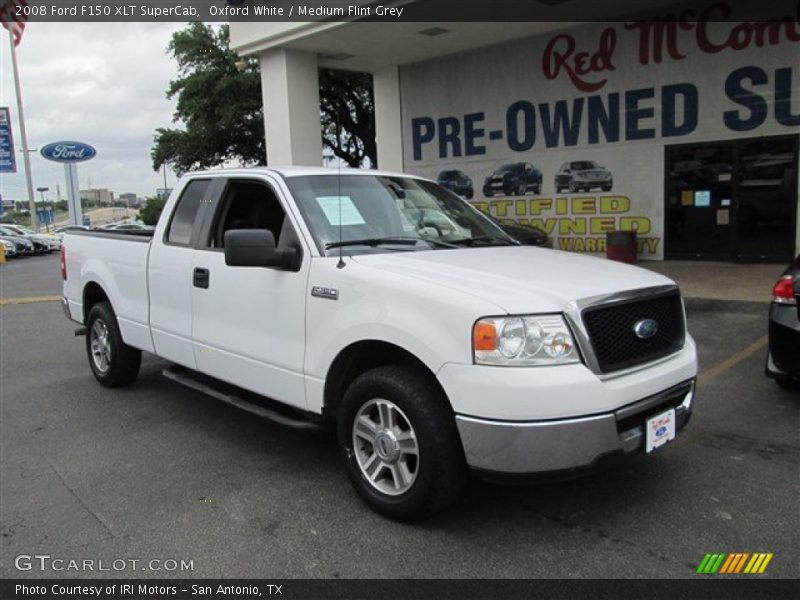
36,186 -> 50,231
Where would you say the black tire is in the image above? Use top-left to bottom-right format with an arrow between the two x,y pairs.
85,301 -> 141,387
775,377 -> 799,391
465,191 -> 474,200
484,189 -> 493,198
602,185 -> 612,192
337,365 -> 467,520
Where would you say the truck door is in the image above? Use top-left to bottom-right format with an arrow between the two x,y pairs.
189,176 -> 309,410
148,178 -> 218,368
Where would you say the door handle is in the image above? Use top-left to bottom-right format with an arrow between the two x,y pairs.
193,267 -> 210,289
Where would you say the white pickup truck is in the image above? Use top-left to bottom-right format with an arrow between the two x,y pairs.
62,167 -> 697,519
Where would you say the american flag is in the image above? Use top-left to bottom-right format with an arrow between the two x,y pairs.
0,0 -> 28,47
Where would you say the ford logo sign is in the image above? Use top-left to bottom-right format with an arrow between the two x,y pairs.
40,141 -> 97,163
634,318 -> 659,339
655,426 -> 667,437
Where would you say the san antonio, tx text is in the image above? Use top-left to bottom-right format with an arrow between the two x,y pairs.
15,584 -> 280,597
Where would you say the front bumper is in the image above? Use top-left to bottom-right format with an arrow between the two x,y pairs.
456,379 -> 694,477
574,177 -> 612,186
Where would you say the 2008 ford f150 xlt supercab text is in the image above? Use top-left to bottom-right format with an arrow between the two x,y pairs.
62,167 -> 697,519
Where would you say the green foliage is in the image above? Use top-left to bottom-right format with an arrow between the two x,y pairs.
152,23 -> 377,173
138,196 -> 167,226
152,23 -> 266,174
320,69 -> 376,167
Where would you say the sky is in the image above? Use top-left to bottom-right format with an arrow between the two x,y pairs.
0,22 -> 187,203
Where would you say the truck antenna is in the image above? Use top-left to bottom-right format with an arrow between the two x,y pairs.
336,122 -> 346,269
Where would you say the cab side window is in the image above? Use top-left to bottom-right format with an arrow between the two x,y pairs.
208,180 -> 301,256
166,179 -> 210,246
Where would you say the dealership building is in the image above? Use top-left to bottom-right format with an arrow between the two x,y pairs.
230,0 -> 800,262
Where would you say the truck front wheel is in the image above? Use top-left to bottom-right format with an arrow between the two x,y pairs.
85,301 -> 141,387
338,365 -> 467,520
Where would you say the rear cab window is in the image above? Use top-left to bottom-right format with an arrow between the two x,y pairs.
165,179 -> 210,246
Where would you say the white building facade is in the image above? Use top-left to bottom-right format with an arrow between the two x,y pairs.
230,1 -> 800,262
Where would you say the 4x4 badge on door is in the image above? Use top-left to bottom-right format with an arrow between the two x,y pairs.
634,318 -> 659,339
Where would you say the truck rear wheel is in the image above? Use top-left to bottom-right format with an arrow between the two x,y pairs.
338,365 -> 467,520
85,301 -> 141,388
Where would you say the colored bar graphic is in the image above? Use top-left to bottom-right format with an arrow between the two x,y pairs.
697,552 -> 772,575
697,554 -> 713,574
719,554 -> 736,574
710,553 -> 726,573
758,554 -> 773,573
734,553 -> 750,573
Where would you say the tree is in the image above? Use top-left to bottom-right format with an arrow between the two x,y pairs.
319,69 -> 376,168
152,23 -> 376,174
152,23 -> 266,174
138,196 -> 166,226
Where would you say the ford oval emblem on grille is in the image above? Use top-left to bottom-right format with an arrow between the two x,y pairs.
634,318 -> 659,339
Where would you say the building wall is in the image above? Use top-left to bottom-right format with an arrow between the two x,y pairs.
399,3 -> 800,259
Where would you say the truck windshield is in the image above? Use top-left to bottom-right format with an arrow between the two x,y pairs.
285,174 -> 514,256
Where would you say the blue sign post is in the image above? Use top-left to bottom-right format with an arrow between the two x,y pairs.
0,107 -> 17,174
40,141 -> 97,227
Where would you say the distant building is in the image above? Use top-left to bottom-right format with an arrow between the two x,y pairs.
156,188 -> 173,200
80,188 -> 114,205
118,192 -> 143,207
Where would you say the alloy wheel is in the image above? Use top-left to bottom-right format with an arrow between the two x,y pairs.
352,398 -> 419,496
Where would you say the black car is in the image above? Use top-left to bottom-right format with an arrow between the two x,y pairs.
0,234 -> 34,256
555,160 -> 613,193
766,254 -> 800,389
437,170 -> 473,199
483,162 -> 542,197
488,216 -> 552,248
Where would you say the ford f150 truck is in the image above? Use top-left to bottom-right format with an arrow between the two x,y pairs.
61,167 -> 697,519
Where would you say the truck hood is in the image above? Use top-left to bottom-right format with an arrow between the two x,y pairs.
351,247 -> 675,314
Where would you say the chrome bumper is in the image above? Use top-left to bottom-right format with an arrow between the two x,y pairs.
456,380 -> 694,476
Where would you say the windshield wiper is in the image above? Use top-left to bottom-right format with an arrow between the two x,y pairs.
326,236 -> 459,250
449,235 -> 518,247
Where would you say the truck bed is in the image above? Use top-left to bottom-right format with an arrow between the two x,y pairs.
62,229 -> 154,353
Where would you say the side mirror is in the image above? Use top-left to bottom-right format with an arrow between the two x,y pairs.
224,229 -> 297,270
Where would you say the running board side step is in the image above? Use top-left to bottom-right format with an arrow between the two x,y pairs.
162,366 -> 327,432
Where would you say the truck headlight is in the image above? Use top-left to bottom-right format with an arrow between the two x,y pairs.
473,315 -> 580,366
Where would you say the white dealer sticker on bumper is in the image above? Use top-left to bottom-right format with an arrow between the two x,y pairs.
645,408 -> 676,453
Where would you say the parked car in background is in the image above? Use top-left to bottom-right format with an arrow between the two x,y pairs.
766,254 -> 800,389
437,170 -> 474,199
1,238 -> 17,258
483,163 -> 542,197
0,225 -> 57,254
555,161 -> 613,193
487,215 -> 553,248
0,234 -> 34,257
55,225 -> 90,240
97,222 -> 153,232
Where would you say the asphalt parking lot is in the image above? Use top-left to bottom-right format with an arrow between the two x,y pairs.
1,255 -> 798,579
